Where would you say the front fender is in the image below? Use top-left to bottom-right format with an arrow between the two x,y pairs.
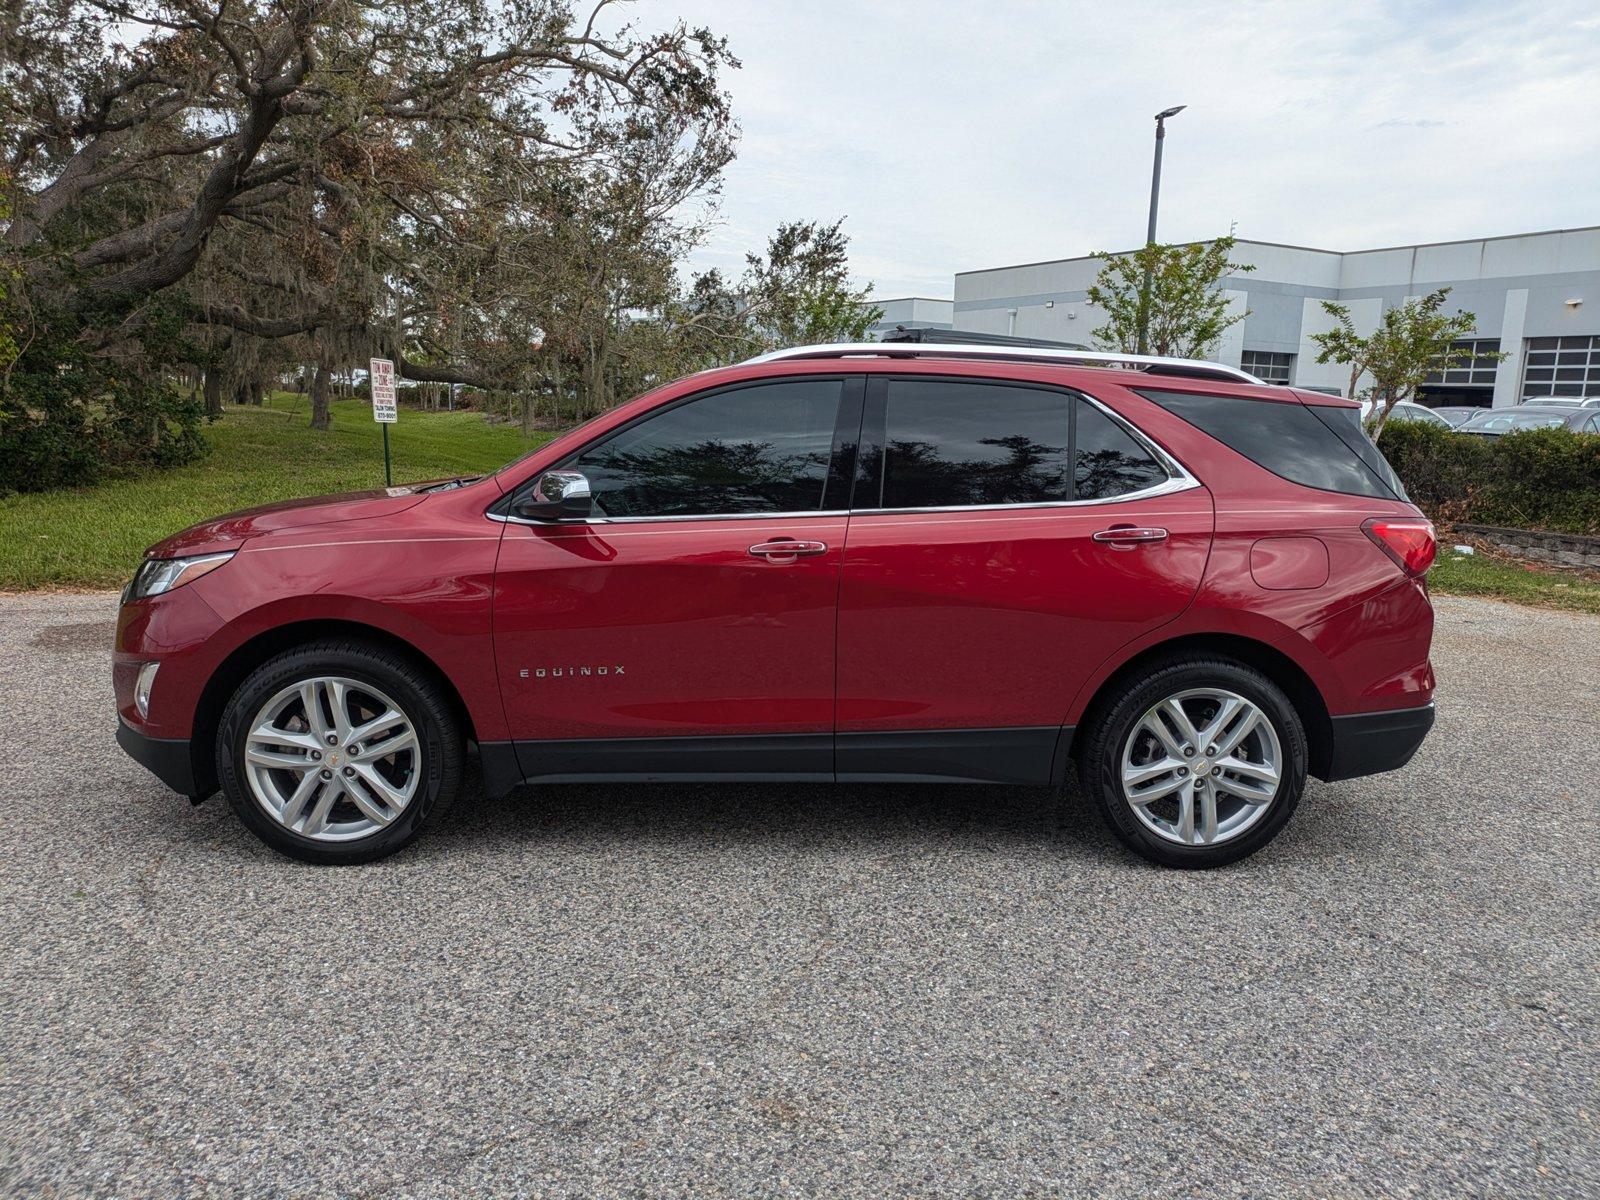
182,529 -> 506,742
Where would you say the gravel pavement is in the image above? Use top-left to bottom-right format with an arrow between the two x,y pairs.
1,592 -> 1596,1198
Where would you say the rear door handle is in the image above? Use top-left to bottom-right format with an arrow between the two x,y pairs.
749,539 -> 828,563
1092,526 -> 1169,548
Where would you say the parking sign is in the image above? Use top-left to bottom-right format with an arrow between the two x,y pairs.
369,358 -> 397,423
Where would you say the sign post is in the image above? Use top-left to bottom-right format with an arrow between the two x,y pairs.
369,357 -> 397,486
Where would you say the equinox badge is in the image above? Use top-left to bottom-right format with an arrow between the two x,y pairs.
519,665 -> 626,679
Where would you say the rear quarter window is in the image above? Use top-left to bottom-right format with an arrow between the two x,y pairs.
1135,389 -> 1404,501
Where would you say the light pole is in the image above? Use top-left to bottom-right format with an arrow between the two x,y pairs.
1137,104 -> 1186,355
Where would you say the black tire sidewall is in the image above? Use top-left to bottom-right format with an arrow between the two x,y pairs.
1080,658 -> 1307,869
216,642 -> 459,865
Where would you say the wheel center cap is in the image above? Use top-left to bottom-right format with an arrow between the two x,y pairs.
327,752 -> 341,767
1192,758 -> 1209,776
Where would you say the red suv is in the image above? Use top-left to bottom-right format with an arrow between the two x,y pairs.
114,345 -> 1436,868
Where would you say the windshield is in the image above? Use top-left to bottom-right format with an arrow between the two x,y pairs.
1390,405 -> 1446,425
1459,411 -> 1565,432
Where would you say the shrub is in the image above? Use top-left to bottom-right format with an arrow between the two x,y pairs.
1378,420 -> 1600,535
0,299 -> 207,495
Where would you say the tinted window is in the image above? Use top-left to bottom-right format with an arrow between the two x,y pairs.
1074,402 -> 1169,500
871,379 -> 1167,509
879,380 -> 1070,508
1137,389 -> 1402,500
570,379 -> 842,517
1313,405 -> 1408,498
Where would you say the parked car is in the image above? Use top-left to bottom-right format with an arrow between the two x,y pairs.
1358,399 -> 1452,427
1388,402 -> 1453,427
1429,406 -> 1484,428
1516,395 -> 1600,408
1456,407 -> 1600,435
115,344 -> 1438,869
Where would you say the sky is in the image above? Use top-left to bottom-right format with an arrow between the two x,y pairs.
662,0 -> 1600,299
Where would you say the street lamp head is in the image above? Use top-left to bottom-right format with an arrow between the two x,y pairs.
1155,105 -> 1187,121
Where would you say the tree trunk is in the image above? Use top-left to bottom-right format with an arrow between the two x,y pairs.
310,361 -> 332,430
203,370 -> 223,417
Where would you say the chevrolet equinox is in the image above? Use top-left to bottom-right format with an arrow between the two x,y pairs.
115,344 -> 1437,868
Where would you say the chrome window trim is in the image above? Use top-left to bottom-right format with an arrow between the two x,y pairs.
490,377 -> 1200,526
848,474 -> 1200,517
490,508 -> 850,527
489,477 -> 1200,527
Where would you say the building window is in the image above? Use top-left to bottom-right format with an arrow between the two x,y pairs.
1426,338 -> 1500,387
1522,335 -> 1600,399
1241,351 -> 1293,384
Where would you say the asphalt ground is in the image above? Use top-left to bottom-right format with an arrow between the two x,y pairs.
1,592 -> 1595,1198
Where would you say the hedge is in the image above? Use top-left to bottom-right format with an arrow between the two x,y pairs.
1377,421 -> 1600,535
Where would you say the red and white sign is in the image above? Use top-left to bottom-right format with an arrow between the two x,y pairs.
369,358 -> 397,423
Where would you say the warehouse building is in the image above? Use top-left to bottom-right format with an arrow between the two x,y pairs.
932,226 -> 1600,408
865,296 -> 954,340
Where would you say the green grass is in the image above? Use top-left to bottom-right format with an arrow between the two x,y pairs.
0,394 -> 554,590
1430,544 -> 1600,615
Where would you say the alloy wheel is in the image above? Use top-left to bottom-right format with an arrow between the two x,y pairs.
1119,687 -> 1282,847
243,676 -> 420,842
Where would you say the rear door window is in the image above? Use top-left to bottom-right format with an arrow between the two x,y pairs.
861,378 -> 1168,509
1136,389 -> 1403,500
1074,401 -> 1171,500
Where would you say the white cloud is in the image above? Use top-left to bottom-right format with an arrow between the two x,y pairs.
666,0 -> 1600,296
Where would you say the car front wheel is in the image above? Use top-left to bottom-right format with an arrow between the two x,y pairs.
216,640 -> 463,864
1078,657 -> 1307,868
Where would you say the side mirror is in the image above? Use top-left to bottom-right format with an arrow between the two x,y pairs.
512,470 -> 593,522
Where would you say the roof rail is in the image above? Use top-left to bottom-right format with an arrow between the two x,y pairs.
743,342 -> 1262,385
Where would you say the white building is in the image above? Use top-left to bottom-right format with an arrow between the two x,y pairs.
864,296 -> 954,340
941,227 -> 1600,408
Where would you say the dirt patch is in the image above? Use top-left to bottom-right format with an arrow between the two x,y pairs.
33,620 -> 118,652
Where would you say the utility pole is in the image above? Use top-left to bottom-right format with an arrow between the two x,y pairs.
1138,105 -> 1186,355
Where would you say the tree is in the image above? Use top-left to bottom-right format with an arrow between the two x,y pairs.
667,218 -> 880,370
1085,236 -> 1253,359
1309,289 -> 1497,436
1,0 -> 736,489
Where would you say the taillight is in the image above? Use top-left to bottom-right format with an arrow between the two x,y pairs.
1363,517 -> 1436,576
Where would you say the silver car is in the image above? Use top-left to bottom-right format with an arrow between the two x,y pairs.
1456,407 -> 1600,435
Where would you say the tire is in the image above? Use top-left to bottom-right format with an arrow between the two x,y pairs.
1076,656 -> 1307,869
216,639 -> 463,865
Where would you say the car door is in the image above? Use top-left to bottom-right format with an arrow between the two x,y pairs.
492,375 -> 862,780
835,375 -> 1213,784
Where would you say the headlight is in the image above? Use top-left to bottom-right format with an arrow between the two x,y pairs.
125,551 -> 235,602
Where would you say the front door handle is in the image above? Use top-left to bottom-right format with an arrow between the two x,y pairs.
1092,526 -> 1169,549
749,539 -> 828,564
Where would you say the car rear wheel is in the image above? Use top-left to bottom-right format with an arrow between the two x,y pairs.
1078,657 -> 1307,868
216,640 -> 463,864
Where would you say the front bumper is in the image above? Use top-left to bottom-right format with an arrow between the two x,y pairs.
1321,702 -> 1436,782
117,720 -> 207,799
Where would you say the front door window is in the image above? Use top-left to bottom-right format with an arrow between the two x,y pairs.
569,379 -> 845,518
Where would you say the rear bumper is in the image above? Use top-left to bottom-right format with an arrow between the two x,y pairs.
117,720 -> 204,798
1320,702 -> 1435,782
